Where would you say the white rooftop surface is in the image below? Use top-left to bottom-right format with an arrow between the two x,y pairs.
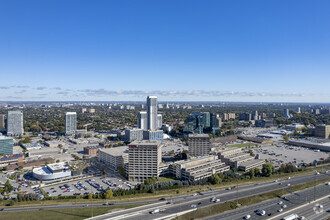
99,146 -> 128,156
47,162 -> 69,171
66,112 -> 76,115
0,136 -> 12,140
320,142 -> 330,147
33,166 -> 52,175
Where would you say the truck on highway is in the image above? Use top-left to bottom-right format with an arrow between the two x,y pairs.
282,214 -> 298,220
150,209 -> 160,214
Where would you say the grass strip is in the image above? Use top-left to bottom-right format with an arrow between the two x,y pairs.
0,204 -> 143,220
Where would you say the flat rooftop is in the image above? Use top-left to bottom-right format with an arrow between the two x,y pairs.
0,136 -> 13,140
239,159 -> 265,167
188,134 -> 210,138
99,146 -> 128,156
174,155 -> 217,165
129,140 -> 161,146
47,162 -> 69,171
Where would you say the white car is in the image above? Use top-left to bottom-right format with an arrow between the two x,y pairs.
244,214 -> 251,219
278,201 -> 283,205
287,177 -> 291,180
287,183 -> 291,186
278,208 -> 283,212
282,204 -> 287,208
326,182 -> 330,185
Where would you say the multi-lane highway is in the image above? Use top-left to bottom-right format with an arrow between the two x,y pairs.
86,172 -> 330,220
206,182 -> 330,220
1,172 -> 329,220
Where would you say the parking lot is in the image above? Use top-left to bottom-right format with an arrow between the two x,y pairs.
0,172 -> 40,199
42,176 -> 132,197
253,143 -> 329,168
162,139 -> 188,155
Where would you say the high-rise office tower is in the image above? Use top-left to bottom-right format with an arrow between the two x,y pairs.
128,140 -> 162,182
65,112 -> 77,135
296,107 -> 301,113
252,110 -> 258,120
157,114 -> 162,129
147,96 -> 157,130
0,136 -> 14,155
188,134 -> 211,157
138,112 -> 147,130
6,111 -> 24,136
0,114 -> 5,129
202,112 -> 210,127
283,109 -> 291,119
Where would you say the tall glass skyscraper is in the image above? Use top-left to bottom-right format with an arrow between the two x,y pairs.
65,112 -> 77,135
147,96 -> 157,130
137,112 -> 147,130
0,136 -> 14,155
6,111 -> 24,136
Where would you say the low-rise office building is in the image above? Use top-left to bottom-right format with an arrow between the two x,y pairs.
171,156 -> 230,181
0,154 -> 24,168
315,125 -> 330,139
84,146 -> 101,156
219,148 -> 265,171
45,140 -> 65,148
33,162 -> 71,181
98,146 -> 128,170
143,130 -> 163,143
125,129 -> 143,142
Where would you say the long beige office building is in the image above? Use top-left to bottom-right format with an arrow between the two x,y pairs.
128,140 -> 162,182
171,156 -> 230,181
219,147 -> 265,171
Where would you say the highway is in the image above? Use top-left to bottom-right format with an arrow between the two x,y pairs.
1,172 -> 329,220
86,172 -> 330,220
206,182 -> 330,220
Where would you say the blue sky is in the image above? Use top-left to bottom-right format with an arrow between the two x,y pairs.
0,0 -> 330,102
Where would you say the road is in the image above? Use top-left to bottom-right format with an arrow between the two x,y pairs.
85,172 -> 330,220
206,182 -> 330,220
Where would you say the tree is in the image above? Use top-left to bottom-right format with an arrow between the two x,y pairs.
88,193 -> 93,199
248,169 -> 255,179
4,180 -> 14,193
144,177 -> 157,185
262,163 -> 274,177
283,136 -> 289,142
254,168 -> 261,177
209,174 -> 222,185
104,190 -> 113,199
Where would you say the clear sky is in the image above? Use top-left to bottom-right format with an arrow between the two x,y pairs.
0,0 -> 330,102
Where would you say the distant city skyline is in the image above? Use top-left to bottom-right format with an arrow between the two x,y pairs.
1,1 -> 330,102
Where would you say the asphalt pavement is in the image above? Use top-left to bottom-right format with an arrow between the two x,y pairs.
86,172 -> 330,220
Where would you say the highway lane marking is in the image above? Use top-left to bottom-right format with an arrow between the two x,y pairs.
268,194 -> 330,220
86,202 -> 166,220
296,199 -> 330,220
